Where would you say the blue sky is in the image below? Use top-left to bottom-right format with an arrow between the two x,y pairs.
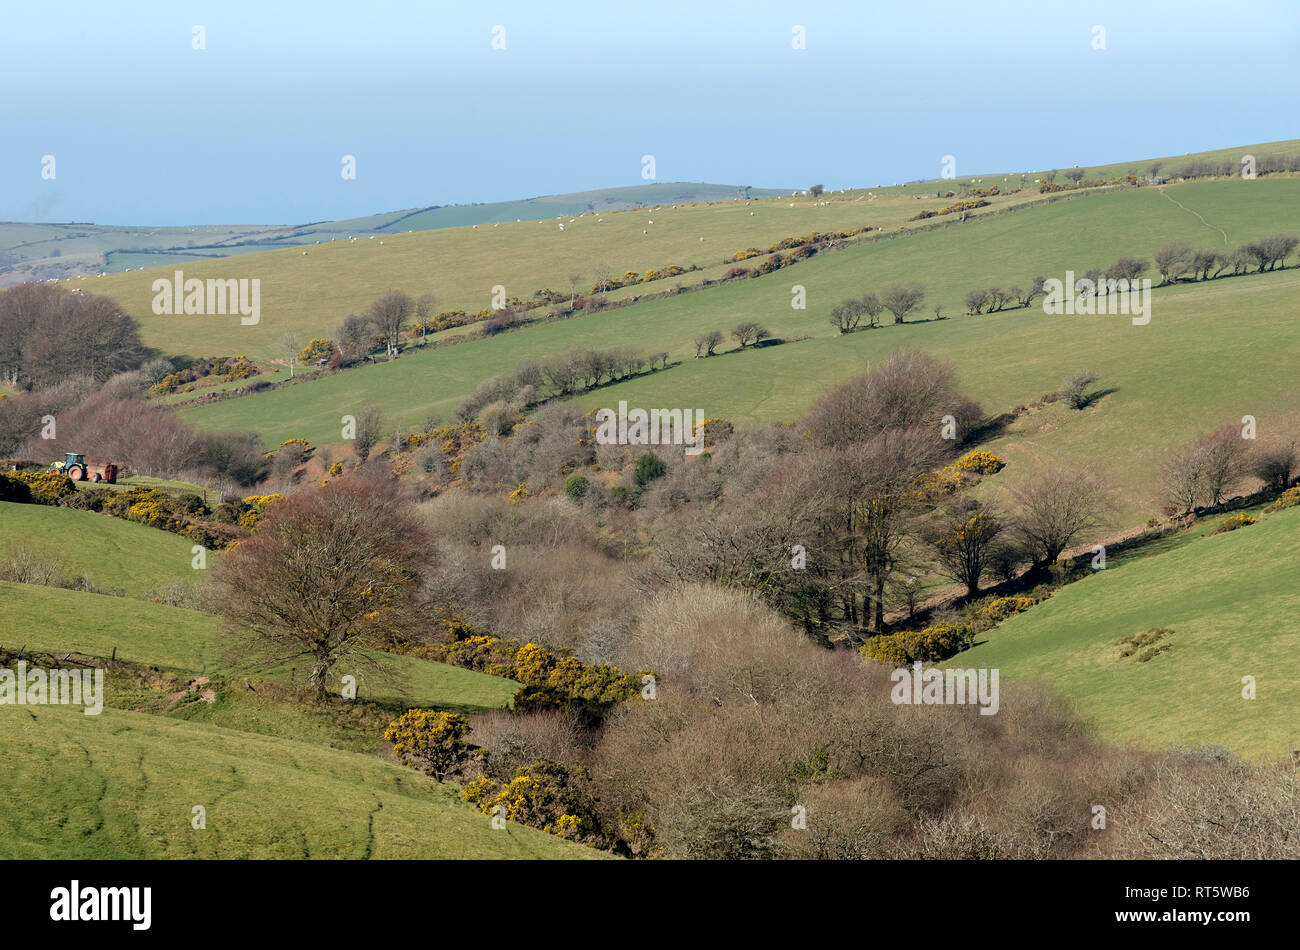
2,0 -> 1296,225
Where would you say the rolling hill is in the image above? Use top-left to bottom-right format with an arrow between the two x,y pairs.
0,182 -> 784,286
953,504 -> 1300,759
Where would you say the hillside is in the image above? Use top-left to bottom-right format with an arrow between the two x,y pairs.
0,500 -> 205,598
955,505 -> 1300,759
169,172 -> 1300,529
0,182 -> 784,286
2,704 -> 605,859
0,577 -> 596,858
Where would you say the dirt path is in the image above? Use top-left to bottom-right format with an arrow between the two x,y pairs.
1157,185 -> 1228,245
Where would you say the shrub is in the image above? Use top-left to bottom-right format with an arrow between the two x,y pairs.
460,758 -> 603,842
1212,512 -> 1256,534
859,622 -> 973,666
6,471 -> 77,505
980,595 -> 1037,622
1264,486 -> 1300,512
384,709 -> 473,781
1058,369 -> 1100,410
564,474 -> 589,500
953,450 -> 1006,475
859,634 -> 912,667
633,452 -> 666,487
0,474 -> 33,504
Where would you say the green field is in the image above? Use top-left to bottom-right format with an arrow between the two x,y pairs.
0,182 -> 785,287
955,506 -> 1300,759
174,175 -> 1300,529
0,576 -> 582,858
1,704 -> 604,859
0,580 -> 520,714
84,177 -> 1065,360
0,501 -> 204,598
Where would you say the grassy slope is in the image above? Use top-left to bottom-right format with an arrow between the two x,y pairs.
954,506 -> 1300,759
0,579 -> 567,857
1,183 -> 786,284
86,184 -> 1045,360
0,580 -> 519,712
1,704 -> 604,859
0,501 -> 202,597
178,177 -> 1300,527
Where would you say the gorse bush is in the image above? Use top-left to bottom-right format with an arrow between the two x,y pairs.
953,450 -> 1006,475
461,758 -> 605,844
383,709 -> 473,781
5,471 -> 77,504
1212,512 -> 1256,534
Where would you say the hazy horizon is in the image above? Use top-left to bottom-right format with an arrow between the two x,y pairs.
3,0 -> 1297,226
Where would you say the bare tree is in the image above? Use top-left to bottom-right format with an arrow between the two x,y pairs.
731,322 -> 771,348
279,332 -> 301,378
336,313 -> 373,361
1057,369 -> 1100,410
1016,276 -> 1047,308
366,290 -> 413,356
1197,423 -> 1249,506
1250,438 -> 1298,493
880,284 -> 926,324
1011,465 -> 1109,568
416,293 -> 437,345
354,404 -> 385,463
212,476 -> 432,701
1153,243 -> 1194,285
1163,442 -> 1209,516
1105,257 -> 1148,284
929,498 -> 1003,597
695,329 -> 725,357
829,298 -> 867,332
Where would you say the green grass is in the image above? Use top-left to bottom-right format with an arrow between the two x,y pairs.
0,704 -> 607,859
0,501 -> 204,598
81,175 -> 1055,360
176,175 -> 1300,529
0,580 -> 557,856
0,580 -> 520,714
954,506 -> 1300,759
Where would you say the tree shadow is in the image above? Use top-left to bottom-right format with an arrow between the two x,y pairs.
1076,386 -> 1118,409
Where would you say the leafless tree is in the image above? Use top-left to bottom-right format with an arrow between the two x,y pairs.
1153,243 -> 1194,284
880,284 -> 926,324
366,290 -> 413,356
1250,437 -> 1298,493
1011,464 -> 1110,567
416,293 -> 437,345
212,476 -> 433,700
695,329 -> 725,357
731,322 -> 771,348
354,404 -> 384,462
928,497 -> 1003,597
